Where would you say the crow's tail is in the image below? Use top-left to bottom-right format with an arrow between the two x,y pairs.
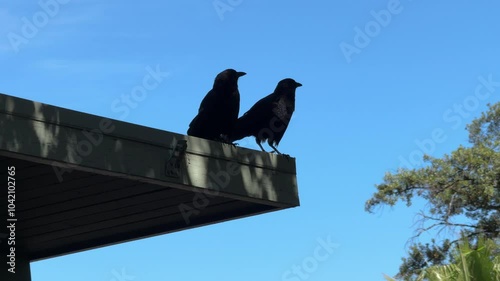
229,115 -> 253,142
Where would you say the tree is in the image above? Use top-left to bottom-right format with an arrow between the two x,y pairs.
420,236 -> 500,281
384,236 -> 500,281
367,102 -> 500,280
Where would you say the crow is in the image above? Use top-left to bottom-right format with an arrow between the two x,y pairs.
187,69 -> 246,141
230,78 -> 302,154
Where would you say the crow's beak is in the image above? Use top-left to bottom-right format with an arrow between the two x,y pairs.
296,82 -> 302,87
237,72 -> 247,77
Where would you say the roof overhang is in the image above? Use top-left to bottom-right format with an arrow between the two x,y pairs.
0,93 -> 299,262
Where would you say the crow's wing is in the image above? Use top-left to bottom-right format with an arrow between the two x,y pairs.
230,93 -> 277,141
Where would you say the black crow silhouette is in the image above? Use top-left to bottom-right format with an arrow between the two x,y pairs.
230,78 -> 302,154
187,69 -> 246,141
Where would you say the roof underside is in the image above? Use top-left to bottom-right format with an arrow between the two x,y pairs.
0,93 -> 299,261
1,156 -> 276,261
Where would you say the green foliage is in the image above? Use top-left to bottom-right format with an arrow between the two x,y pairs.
384,274 -> 397,281
385,236 -> 500,281
468,102 -> 500,150
416,236 -> 500,281
398,239 -> 452,279
365,144 -> 500,225
367,103 -> 500,280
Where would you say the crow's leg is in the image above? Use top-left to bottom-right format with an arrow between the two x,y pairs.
269,144 -> 290,159
222,142 -> 238,148
255,139 -> 266,152
269,144 -> 282,154
219,134 -> 238,147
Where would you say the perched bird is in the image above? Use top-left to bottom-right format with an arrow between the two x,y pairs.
230,78 -> 302,154
187,69 -> 246,141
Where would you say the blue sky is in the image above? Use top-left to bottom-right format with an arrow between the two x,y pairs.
2,0 -> 500,280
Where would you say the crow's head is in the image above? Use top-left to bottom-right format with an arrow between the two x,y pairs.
276,78 -> 302,93
215,69 -> 246,86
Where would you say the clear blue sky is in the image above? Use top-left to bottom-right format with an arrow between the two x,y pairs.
2,0 -> 500,280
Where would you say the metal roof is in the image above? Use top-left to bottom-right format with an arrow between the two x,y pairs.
0,93 -> 299,268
